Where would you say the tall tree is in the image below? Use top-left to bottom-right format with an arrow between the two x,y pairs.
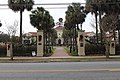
85,0 -> 99,43
8,0 -> 34,44
65,3 -> 86,53
86,0 -> 120,42
66,3 -> 86,30
30,7 -> 54,30
5,20 -> 18,37
101,14 -> 118,58
30,7 -> 55,54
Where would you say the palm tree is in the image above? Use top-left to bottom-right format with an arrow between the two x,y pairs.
30,7 -> 55,54
30,7 -> 54,30
66,3 -> 86,30
85,0 -> 100,43
8,0 -> 34,44
65,3 -> 86,54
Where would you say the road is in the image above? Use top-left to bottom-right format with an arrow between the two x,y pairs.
0,61 -> 120,80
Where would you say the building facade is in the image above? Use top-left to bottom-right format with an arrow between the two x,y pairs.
54,22 -> 64,46
23,32 -> 37,45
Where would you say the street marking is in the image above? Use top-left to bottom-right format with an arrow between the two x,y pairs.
0,68 -> 120,72
0,70 -> 80,72
109,68 -> 120,72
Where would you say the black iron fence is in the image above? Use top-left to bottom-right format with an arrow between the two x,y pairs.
0,44 -> 119,56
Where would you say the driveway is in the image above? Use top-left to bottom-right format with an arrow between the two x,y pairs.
51,47 -> 70,57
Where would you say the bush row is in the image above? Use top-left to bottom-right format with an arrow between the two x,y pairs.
13,45 -> 37,56
0,44 -> 54,57
0,44 -> 120,56
115,44 -> 120,55
0,46 -> 7,57
85,44 -> 105,55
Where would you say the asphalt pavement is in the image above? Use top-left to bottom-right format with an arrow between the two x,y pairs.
0,61 -> 120,80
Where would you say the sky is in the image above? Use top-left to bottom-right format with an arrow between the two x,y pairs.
0,0 -> 95,35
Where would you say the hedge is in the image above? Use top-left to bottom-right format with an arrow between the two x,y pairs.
85,43 -> 105,55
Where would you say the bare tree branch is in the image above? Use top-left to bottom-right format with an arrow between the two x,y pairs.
5,20 -> 18,37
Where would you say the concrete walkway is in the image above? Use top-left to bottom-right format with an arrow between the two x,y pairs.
51,47 -> 70,57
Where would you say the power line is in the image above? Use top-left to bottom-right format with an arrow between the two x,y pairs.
35,3 -> 72,5
0,2 -> 120,6
0,3 -> 72,6
1,2 -> 120,6
0,7 -> 67,10
0,2 -> 120,10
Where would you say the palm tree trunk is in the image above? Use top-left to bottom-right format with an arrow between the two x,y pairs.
75,27 -> 77,52
72,28 -> 75,51
95,12 -> 98,43
80,24 -> 82,30
70,29 -> 72,53
20,10 -> 23,44
45,32 -> 48,53
99,5 -> 103,43
43,32 -> 45,54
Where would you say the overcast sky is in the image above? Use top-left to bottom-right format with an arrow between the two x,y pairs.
0,0 -> 95,35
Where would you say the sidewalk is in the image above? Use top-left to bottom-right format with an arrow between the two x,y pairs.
0,55 -> 120,63
51,47 -> 70,57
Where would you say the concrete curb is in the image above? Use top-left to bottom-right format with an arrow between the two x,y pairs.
0,56 -> 120,63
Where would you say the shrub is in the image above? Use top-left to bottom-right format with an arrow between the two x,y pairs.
115,44 -> 120,55
13,44 -> 37,56
0,45 -> 7,57
85,43 -> 105,55
43,46 -> 54,57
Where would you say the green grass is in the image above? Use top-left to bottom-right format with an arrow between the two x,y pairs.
64,47 -> 78,56
43,47 -> 55,57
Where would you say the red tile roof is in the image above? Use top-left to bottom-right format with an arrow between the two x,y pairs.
85,32 -> 93,34
29,32 -> 37,37
54,26 -> 63,30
